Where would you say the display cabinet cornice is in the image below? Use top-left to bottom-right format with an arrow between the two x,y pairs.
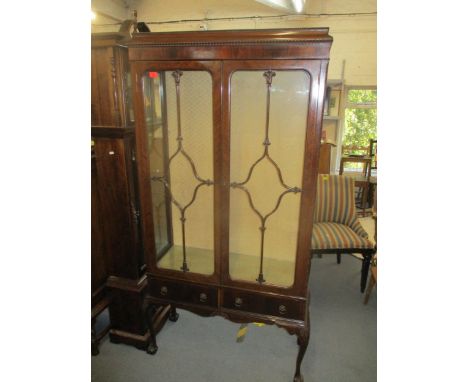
128,28 -> 332,381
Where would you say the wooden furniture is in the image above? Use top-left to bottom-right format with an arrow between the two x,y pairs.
364,189 -> 377,305
340,145 -> 370,176
369,139 -> 377,171
91,146 -> 110,355
363,256 -> 377,304
339,154 -> 371,177
127,29 -> 332,381
91,32 -> 169,352
311,175 -> 376,292
318,142 -> 336,174
91,32 -> 133,127
368,139 -> 377,208
322,78 -> 344,173
339,154 -> 372,213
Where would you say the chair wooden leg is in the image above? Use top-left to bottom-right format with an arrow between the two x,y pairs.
362,184 -> 368,211
360,255 -> 372,293
336,253 -> 341,264
310,252 -> 322,259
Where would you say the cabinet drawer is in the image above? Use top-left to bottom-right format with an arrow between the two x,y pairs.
222,290 -> 305,321
149,279 -> 217,308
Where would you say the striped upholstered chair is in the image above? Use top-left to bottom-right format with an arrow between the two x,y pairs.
311,174 -> 376,292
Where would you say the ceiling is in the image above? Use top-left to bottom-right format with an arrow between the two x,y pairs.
92,0 -> 376,25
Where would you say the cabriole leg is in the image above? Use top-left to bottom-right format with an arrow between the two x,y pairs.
168,305 -> 179,322
293,321 -> 310,382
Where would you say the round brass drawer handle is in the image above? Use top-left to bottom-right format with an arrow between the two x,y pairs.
199,293 -> 208,303
160,286 -> 168,296
234,297 -> 243,308
279,305 -> 287,315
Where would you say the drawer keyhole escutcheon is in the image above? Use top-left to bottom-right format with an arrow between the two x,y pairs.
199,293 -> 207,303
279,305 -> 287,315
234,297 -> 243,308
160,286 -> 168,296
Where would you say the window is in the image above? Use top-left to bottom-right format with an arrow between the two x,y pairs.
341,87 -> 377,171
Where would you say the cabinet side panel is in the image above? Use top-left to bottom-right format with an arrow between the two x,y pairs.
91,155 -> 108,295
93,47 -> 116,126
94,138 -> 139,279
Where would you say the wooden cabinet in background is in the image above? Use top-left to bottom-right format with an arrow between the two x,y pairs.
91,32 -> 134,127
91,33 -> 161,353
91,150 -> 108,307
318,142 -> 336,174
91,149 -> 110,355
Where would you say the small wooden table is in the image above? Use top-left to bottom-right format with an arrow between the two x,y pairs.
339,155 -> 372,177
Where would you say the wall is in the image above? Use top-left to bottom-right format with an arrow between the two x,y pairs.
137,0 -> 375,85
92,0 -> 376,85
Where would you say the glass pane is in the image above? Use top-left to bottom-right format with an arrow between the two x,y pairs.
229,70 -> 309,287
347,89 -> 377,104
143,70 -> 214,275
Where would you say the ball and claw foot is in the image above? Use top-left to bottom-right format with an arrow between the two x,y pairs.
91,345 -> 99,356
169,309 -> 179,322
293,374 -> 304,382
146,343 -> 158,355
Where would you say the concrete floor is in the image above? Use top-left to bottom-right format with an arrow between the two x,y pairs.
92,254 -> 376,382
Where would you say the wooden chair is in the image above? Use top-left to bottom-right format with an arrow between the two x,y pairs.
341,145 -> 368,157
369,139 -> 377,169
311,175 -> 376,292
341,145 -> 370,175
368,139 -> 377,209
364,190 -> 377,304
339,145 -> 372,215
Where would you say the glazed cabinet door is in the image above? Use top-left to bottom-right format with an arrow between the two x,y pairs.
133,61 -> 222,284
222,60 -> 326,296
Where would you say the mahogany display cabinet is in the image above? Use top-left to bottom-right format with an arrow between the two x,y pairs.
127,29 -> 332,381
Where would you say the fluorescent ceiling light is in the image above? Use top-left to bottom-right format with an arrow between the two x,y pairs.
292,0 -> 305,13
255,0 -> 305,14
